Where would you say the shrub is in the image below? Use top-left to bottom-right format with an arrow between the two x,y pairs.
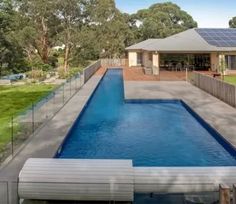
30,61 -> 53,72
57,67 -> 82,79
48,56 -> 59,68
58,67 -> 67,79
26,70 -> 47,81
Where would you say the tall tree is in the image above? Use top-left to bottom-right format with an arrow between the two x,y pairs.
55,0 -> 86,72
87,0 -> 133,58
0,0 -> 26,76
132,2 -> 197,40
71,26 -> 100,66
229,17 -> 236,28
17,0 -> 59,64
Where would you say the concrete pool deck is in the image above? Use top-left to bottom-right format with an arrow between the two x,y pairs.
124,80 -> 236,149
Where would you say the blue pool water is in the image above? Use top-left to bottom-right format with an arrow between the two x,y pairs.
57,69 -> 236,166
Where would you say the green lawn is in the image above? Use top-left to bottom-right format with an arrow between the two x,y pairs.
0,84 -> 55,152
224,76 -> 236,85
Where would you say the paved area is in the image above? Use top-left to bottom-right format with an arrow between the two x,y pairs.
123,67 -> 159,81
0,74 -> 102,204
124,80 -> 236,148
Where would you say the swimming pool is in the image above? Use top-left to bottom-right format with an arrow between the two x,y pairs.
57,69 -> 236,166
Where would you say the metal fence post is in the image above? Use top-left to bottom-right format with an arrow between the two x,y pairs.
186,68 -> 188,82
70,79 -> 72,96
80,74 -> 82,87
32,103 -> 35,134
62,84 -> 65,104
53,91 -> 56,115
46,96 -> 49,119
75,74 -> 78,92
11,116 -> 14,157
235,85 -> 236,108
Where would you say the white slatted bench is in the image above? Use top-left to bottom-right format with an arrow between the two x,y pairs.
134,167 -> 236,193
18,159 -> 134,201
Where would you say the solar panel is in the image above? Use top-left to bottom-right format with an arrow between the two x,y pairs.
196,28 -> 236,47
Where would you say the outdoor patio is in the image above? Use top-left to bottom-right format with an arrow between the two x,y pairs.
97,67 -> 187,81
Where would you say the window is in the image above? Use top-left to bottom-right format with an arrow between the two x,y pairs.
137,53 -> 143,65
149,53 -> 153,61
225,55 -> 236,70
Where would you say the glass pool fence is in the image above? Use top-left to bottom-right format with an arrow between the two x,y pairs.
0,73 -> 83,164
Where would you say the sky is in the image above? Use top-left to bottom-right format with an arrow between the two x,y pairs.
115,0 -> 236,28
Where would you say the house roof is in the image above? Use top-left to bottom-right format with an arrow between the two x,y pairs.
125,28 -> 236,52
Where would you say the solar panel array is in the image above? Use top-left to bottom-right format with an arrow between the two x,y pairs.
196,28 -> 236,47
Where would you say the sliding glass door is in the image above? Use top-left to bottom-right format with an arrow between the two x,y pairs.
160,53 -> 210,71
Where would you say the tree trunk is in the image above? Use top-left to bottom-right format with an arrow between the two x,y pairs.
39,17 -> 49,64
63,44 -> 70,72
63,30 -> 71,72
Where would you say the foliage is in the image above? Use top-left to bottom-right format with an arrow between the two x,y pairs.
17,0 -> 61,63
54,0 -> 86,72
0,0 -> 27,77
68,67 -> 83,77
0,0 -> 199,74
57,67 -> 67,79
86,0 -> 134,58
71,26 -> 100,66
58,67 -> 82,79
29,60 -> 53,72
48,56 -> 59,68
229,17 -> 236,28
26,70 -> 47,81
131,2 -> 198,40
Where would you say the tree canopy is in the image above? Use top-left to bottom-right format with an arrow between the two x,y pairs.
229,17 -> 236,28
0,0 -> 26,76
131,2 -> 197,40
0,0 -> 199,76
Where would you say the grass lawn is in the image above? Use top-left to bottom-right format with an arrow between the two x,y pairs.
224,76 -> 236,85
0,84 -> 55,152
